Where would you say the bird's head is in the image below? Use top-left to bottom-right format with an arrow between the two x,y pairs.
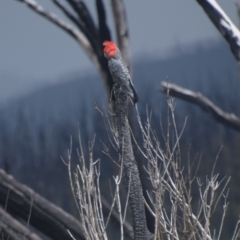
103,41 -> 118,59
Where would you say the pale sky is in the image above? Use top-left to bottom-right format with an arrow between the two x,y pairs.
0,0 -> 238,103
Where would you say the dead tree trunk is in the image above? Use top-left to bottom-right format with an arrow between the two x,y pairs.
0,207 -> 42,240
113,84 -> 150,240
0,169 -> 84,240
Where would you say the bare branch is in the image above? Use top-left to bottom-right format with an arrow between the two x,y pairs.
51,0 -> 84,32
196,0 -> 240,62
160,81 -> 240,131
62,0 -> 101,55
136,97 -> 232,239
65,0 -> 98,39
101,196 -> 133,238
110,0 -> 132,72
96,0 -> 111,44
13,0 -> 123,106
15,0 -> 100,69
236,0 -> 240,29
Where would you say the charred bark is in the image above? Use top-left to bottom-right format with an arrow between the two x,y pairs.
113,84 -> 150,240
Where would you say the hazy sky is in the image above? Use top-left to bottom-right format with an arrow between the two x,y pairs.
1,0 -> 238,103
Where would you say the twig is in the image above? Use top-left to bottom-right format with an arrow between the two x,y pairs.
24,195 -> 33,239
67,230 -> 77,240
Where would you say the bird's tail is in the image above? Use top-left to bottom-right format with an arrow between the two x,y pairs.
127,84 -> 138,105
